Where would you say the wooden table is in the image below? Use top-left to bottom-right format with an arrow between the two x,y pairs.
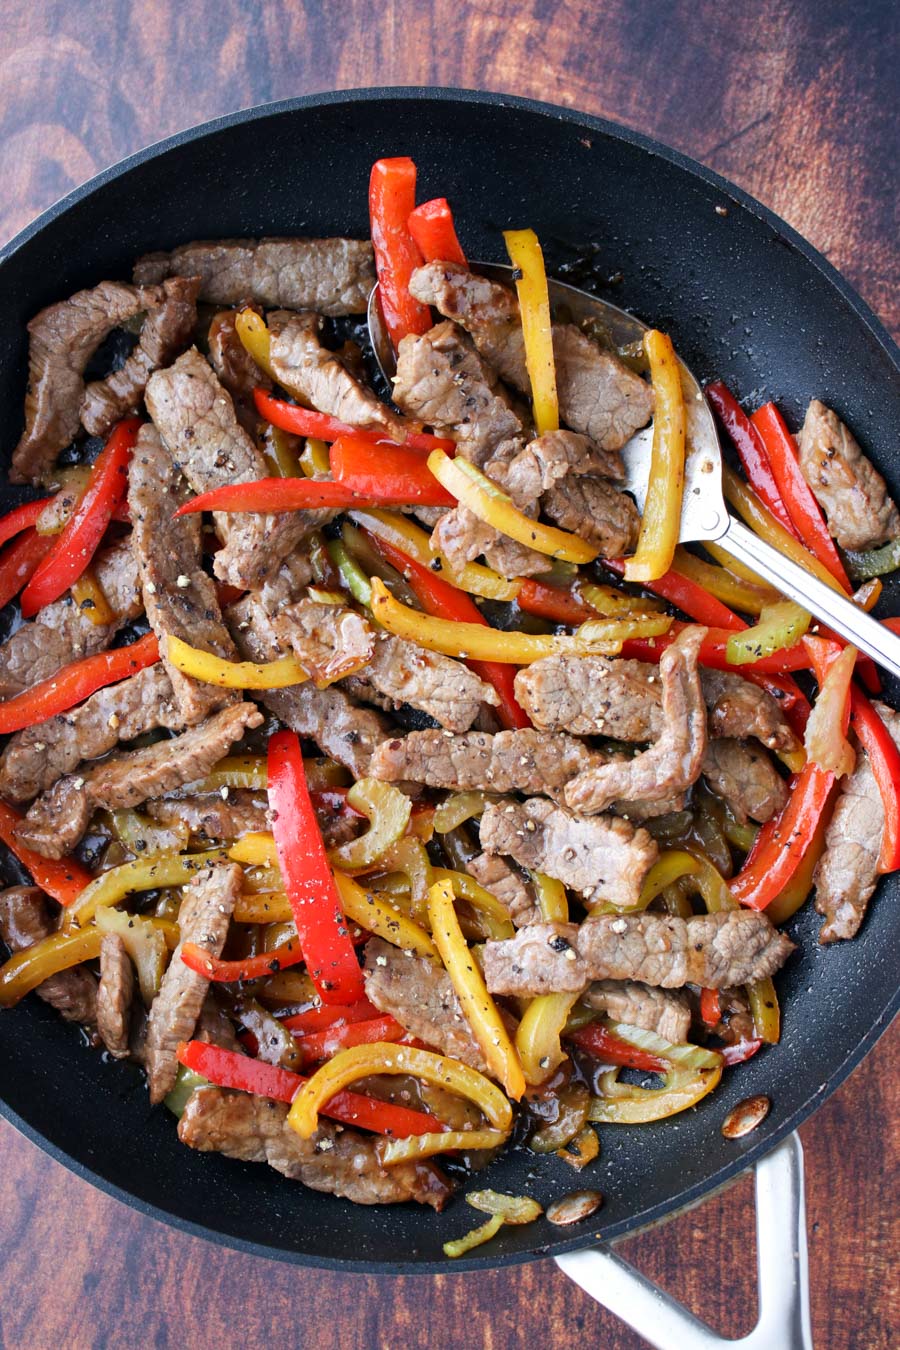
0,3 -> 897,1346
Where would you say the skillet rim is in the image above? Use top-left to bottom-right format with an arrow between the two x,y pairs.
0,85 -> 897,1275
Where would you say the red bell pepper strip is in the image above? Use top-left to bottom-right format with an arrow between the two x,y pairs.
883,618 -> 900,637
0,800 -> 93,906
750,403 -> 852,591
253,389 -> 454,453
0,529 -> 54,611
567,1023 -> 670,1073
0,497 -> 53,549
850,688 -> 900,873
605,556 -> 743,630
729,761 -> 835,910
0,633 -> 160,735
516,579 -> 597,626
329,436 -> 456,507
365,531 -> 531,730
181,936 -> 307,983
280,998 -> 383,1035
293,1014 -> 407,1064
177,1040 -> 442,1136
699,988 -> 722,1028
706,382 -> 798,536
176,476 -> 454,516
20,418 -> 141,618
369,157 -> 433,350
720,1038 -> 763,1066
408,198 -> 468,266
267,730 -> 365,1004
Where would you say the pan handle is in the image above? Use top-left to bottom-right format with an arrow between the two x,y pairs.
554,1131 -> 813,1349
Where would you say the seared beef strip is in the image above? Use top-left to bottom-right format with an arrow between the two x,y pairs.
357,632 -> 499,733
267,311 -> 407,440
364,937 -> 489,1073
564,628 -> 708,814
699,668 -> 801,753
815,703 -> 900,942
488,430 -> 623,508
479,798 -> 657,905
207,304 -> 272,411
371,727 -> 604,795
16,703 -> 263,858
272,598 -> 374,686
178,1086 -> 450,1208
431,505 -> 547,578
12,280 -> 161,483
797,400 -> 900,551
0,537 -> 141,698
134,237 -> 375,316
129,423 -> 238,722
96,933 -> 134,1059
409,262 -> 653,450
466,853 -> 539,928
228,594 -> 389,776
483,912 -> 795,995
0,665 -> 184,803
145,791 -> 269,843
0,886 -> 97,1025
702,738 -> 787,824
81,277 -> 200,437
542,473 -> 640,555
584,980 -> 692,1044
145,347 -> 311,590
144,862 -> 240,1103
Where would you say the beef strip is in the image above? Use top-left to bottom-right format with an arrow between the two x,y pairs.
797,400 -> 900,551
699,668 -> 801,753
12,280 -> 160,483
17,702 -> 263,859
96,933 -> 134,1059
409,262 -> 653,450
272,598 -> 375,686
134,237 -> 375,315
483,912 -> 795,996
814,703 -> 900,941
0,886 -> 97,1024
466,852 -> 539,927
702,738 -> 787,824
564,628 -> 708,814
487,430 -> 623,509
228,595 -> 389,776
584,980 -> 691,1044
144,861 -> 240,1103
364,937 -> 489,1072
359,631 -> 499,733
81,277 -> 200,436
542,473 -> 640,555
480,798 -> 657,905
145,790 -> 269,843
207,304 -> 272,410
128,423 -> 238,722
431,504 -> 548,578
371,727 -> 604,795
0,665 -> 184,803
267,310 -> 407,439
0,537 -> 141,698
178,1086 -> 450,1207
145,347 -> 311,589
194,991 -> 240,1051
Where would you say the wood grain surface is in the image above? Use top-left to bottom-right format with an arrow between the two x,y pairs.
0,2 -> 897,1347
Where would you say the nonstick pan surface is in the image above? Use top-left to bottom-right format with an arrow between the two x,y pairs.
0,88 -> 897,1273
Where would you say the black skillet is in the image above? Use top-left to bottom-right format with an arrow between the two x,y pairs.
0,91 -> 897,1289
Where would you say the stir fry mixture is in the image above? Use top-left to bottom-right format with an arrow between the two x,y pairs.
1,156 -> 898,1254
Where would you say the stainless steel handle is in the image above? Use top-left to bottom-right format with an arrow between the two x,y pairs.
554,1132 -> 812,1350
716,518 -> 900,680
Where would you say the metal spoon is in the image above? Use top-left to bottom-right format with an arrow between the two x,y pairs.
369,265 -> 900,678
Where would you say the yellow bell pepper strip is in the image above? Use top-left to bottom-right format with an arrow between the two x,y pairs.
68,848 -> 229,928
466,1190 -> 543,1224
578,581 -> 665,616
747,976 -> 781,1045
557,1125 -> 600,1171
267,730 -> 365,1005
94,907 -> 174,1005
193,754 -> 266,792
516,991 -> 581,1085
234,307 -> 278,381
531,871 -> 568,923
0,915 -> 177,1008
369,156 -> 432,350
624,330 -> 686,583
430,870 -> 515,941
427,877 -> 526,1099
588,1065 -> 722,1123
287,1042 -> 513,1140
433,792 -> 492,833
379,837 -> 434,926
670,547 -> 779,614
722,464 -> 846,594
229,833 -> 278,866
349,508 -> 520,602
378,1129 -> 508,1167
234,892 -> 293,923
329,779 -> 411,871
261,423 -> 306,480
166,635 -> 309,690
0,632 -> 160,735
332,871 -> 440,961
298,435 -> 331,478
408,197 -> 468,267
369,576 -> 670,664
70,566 -> 116,625
253,389 -> 455,454
803,642 -> 857,777
443,1213 -> 505,1259
427,449 -> 597,563
503,228 -> 559,435
0,800 -> 93,907
725,601 -> 811,666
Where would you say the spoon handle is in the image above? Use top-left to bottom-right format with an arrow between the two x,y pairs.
716,517 -> 900,680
